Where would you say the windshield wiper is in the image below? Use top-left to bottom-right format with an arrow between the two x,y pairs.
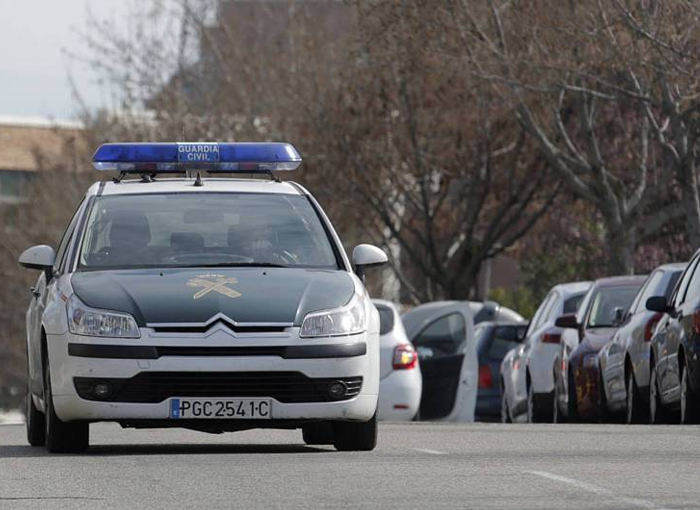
197,262 -> 289,268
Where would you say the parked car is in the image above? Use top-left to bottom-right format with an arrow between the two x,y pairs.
402,301 -> 477,422
647,249 -> 700,424
468,301 -> 524,324
373,300 -> 422,421
501,344 -> 528,423
598,264 -> 684,423
473,321 -> 528,421
553,276 -> 646,423
499,282 -> 591,423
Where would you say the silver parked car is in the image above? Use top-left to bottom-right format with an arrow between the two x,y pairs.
597,263 -> 685,423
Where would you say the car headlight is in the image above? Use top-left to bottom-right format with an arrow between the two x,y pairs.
582,353 -> 598,369
67,295 -> 140,338
300,293 -> 366,338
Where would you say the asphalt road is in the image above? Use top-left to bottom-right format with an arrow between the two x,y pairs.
0,421 -> 697,510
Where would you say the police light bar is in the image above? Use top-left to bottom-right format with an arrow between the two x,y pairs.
91,142 -> 302,172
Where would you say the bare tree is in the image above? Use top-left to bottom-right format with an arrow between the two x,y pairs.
454,0 -> 684,274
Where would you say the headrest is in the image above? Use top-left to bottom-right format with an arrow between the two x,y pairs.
109,212 -> 151,247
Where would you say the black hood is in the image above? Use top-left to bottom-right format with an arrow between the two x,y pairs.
71,268 -> 355,326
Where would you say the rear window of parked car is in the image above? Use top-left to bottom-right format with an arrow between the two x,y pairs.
587,286 -> 640,328
488,326 -> 525,359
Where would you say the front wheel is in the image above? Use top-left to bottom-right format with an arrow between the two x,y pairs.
649,364 -> 675,425
625,369 -> 649,424
553,374 -> 565,424
597,371 -> 613,423
44,363 -> 89,453
680,367 -> 700,424
501,388 -> 511,424
332,412 -> 377,451
302,422 -> 334,445
25,386 -> 45,447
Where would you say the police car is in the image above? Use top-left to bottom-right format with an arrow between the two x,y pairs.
19,142 -> 387,453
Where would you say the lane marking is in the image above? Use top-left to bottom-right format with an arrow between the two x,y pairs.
528,471 -> 671,510
411,448 -> 447,455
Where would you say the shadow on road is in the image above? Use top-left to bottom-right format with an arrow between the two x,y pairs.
0,443 -> 330,458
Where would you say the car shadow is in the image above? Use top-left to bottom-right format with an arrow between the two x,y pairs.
0,443 -> 331,458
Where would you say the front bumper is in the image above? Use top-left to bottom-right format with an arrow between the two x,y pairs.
47,328 -> 378,423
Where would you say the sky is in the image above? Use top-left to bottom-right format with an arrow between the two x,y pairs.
0,0 -> 134,121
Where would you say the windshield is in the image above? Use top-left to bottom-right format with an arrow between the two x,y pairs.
79,193 -> 339,270
587,285 -> 640,328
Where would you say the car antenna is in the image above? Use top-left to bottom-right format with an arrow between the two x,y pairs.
194,171 -> 203,187
268,170 -> 281,183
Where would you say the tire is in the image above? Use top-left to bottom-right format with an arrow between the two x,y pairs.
44,363 -> 89,453
302,422 -> 334,445
625,369 -> 649,425
649,364 -> 675,425
332,412 -> 377,452
553,374 -> 565,424
25,387 -> 45,447
680,366 -> 700,425
597,371 -> 613,423
501,388 -> 511,424
567,370 -> 578,423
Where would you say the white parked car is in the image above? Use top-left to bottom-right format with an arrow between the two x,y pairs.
373,300 -> 421,421
402,301 -> 478,422
500,281 -> 590,423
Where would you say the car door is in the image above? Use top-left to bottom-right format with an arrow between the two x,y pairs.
660,256 -> 700,399
407,303 -> 475,421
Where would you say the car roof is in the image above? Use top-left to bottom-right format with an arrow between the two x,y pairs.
87,178 -> 305,197
593,275 -> 647,287
550,281 -> 592,297
655,262 -> 686,272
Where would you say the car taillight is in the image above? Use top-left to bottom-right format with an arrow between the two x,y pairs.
392,344 -> 417,370
541,332 -> 561,344
644,312 -> 663,342
478,365 -> 493,389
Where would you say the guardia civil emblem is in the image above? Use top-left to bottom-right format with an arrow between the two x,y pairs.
187,274 -> 241,300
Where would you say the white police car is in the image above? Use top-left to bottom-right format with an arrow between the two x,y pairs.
19,142 -> 387,453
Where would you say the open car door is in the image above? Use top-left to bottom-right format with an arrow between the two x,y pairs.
403,302 -> 477,422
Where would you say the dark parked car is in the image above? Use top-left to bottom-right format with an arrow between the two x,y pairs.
647,249 -> 700,424
598,264 -> 684,423
553,276 -> 646,422
472,322 -> 528,421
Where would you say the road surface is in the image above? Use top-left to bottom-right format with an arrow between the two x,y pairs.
0,422 -> 696,509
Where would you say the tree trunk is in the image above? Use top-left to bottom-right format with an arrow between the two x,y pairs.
605,221 -> 636,275
677,159 -> 700,250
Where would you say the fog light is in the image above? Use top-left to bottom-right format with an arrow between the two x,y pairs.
328,381 -> 348,399
93,383 -> 112,399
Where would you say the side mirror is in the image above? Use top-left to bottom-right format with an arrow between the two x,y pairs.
19,245 -> 55,280
555,313 -> 579,330
611,307 -> 625,327
646,296 -> 671,314
352,244 -> 388,279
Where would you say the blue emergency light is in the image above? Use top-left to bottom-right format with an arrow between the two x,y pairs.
91,142 -> 302,172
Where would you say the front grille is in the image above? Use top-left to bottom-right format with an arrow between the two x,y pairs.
74,372 -> 363,404
151,321 -> 288,334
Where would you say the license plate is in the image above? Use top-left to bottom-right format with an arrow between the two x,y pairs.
169,398 -> 272,419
